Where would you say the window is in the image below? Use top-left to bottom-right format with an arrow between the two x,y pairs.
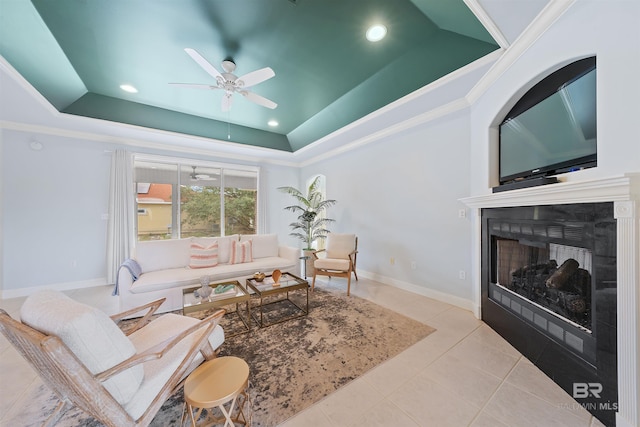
134,156 -> 259,241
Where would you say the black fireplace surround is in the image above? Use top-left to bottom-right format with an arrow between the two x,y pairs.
481,202 -> 617,426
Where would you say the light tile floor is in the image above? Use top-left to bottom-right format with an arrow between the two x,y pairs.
0,278 -> 606,426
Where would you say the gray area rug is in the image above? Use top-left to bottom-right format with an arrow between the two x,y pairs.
10,288 -> 434,426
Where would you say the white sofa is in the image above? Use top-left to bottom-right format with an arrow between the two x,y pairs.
117,234 -> 300,314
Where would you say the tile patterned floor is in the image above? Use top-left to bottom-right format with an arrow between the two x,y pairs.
0,278 -> 606,426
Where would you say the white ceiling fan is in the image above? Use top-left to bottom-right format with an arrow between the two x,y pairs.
171,48 -> 277,112
190,166 -> 215,181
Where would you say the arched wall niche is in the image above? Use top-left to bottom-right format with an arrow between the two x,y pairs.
485,54 -> 597,187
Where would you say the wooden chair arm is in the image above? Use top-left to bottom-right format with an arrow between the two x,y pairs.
311,249 -> 325,260
97,309 -> 225,381
110,298 -> 166,335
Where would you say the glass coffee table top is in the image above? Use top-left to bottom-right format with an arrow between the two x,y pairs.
182,281 -> 251,336
183,281 -> 250,312
245,272 -> 309,327
245,273 -> 308,295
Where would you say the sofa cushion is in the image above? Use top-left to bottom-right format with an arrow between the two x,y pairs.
230,240 -> 253,264
20,290 -> 143,405
136,238 -> 192,273
129,256 -> 297,294
240,234 -> 279,259
189,242 -> 218,269
194,235 -> 238,264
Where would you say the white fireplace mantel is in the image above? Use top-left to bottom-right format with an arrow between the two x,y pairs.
460,173 -> 640,209
461,173 -> 640,427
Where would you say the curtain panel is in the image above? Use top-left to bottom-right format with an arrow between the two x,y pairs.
106,150 -> 134,285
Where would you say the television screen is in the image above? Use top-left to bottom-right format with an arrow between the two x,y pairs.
499,59 -> 597,184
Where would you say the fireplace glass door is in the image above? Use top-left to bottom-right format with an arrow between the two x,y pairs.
494,238 -> 593,332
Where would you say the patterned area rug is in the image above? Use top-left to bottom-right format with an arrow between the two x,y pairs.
10,288 -> 434,427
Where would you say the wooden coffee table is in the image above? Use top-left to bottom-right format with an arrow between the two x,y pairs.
245,272 -> 309,328
182,280 -> 251,337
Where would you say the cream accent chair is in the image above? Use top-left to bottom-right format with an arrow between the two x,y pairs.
0,290 -> 225,427
311,233 -> 358,296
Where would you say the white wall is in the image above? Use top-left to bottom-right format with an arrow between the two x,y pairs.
0,129 -> 299,296
469,0 -> 640,194
303,110 -> 473,304
2,130 -> 111,292
259,163 -> 301,248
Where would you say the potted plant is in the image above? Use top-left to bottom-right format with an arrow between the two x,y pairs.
278,176 -> 337,275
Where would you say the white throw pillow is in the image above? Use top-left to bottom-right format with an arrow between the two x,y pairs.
20,290 -> 143,405
195,235 -> 238,264
230,240 -> 253,264
241,234 -> 279,259
189,242 -> 218,268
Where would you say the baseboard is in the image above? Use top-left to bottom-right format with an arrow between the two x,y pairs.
1,278 -> 109,299
358,270 -> 476,313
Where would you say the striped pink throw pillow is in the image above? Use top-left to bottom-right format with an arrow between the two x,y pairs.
189,242 -> 219,269
230,240 -> 253,264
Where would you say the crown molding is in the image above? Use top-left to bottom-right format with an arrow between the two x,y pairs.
0,119 -> 300,167
298,97 -> 471,167
466,0 -> 577,104
464,0 -> 510,49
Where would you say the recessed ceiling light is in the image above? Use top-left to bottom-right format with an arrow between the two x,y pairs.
120,84 -> 138,93
268,120 -> 279,127
366,24 -> 387,42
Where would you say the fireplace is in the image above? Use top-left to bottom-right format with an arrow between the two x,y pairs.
482,203 -> 617,425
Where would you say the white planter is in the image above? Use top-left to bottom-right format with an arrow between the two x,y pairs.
302,249 -> 315,278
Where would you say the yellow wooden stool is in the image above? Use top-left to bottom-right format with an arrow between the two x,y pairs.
182,356 -> 251,426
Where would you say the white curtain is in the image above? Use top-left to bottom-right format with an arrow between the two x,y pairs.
106,150 -> 135,284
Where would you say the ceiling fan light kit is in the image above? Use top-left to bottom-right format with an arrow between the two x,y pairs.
171,48 -> 277,113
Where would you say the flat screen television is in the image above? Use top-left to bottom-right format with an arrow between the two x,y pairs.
499,57 -> 597,185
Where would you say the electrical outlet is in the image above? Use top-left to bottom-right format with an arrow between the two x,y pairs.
411,261 -> 417,270
459,270 -> 466,280
390,257 -> 395,265
71,260 -> 78,268
458,209 -> 467,219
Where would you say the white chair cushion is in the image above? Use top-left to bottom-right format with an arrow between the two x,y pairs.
136,238 -> 193,273
325,234 -> 356,259
126,313 -> 225,419
20,290 -> 143,405
315,258 -> 351,271
240,234 -> 279,258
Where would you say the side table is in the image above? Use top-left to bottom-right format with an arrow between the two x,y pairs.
182,356 -> 251,426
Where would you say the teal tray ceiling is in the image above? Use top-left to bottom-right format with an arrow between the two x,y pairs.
1,0 -> 498,152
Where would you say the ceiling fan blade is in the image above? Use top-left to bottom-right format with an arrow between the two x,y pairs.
184,48 -> 223,81
240,91 -> 278,109
236,67 -> 275,88
169,83 -> 220,90
221,93 -> 234,112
